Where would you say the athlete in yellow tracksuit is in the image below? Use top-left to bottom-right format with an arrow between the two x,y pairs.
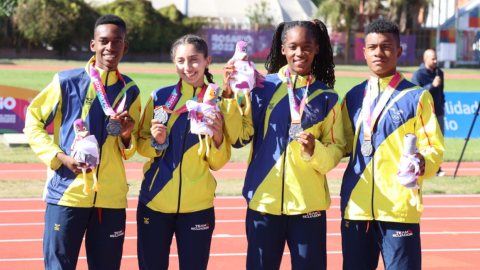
340,18 -> 444,270
23,15 -> 140,270
135,34 -> 231,270
222,65 -> 346,269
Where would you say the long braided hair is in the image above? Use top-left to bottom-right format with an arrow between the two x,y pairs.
265,19 -> 335,88
170,34 -> 215,84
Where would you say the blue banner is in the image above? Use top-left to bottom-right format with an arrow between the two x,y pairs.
444,92 -> 480,138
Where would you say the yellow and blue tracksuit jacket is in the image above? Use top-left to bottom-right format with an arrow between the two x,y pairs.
341,74 -> 444,223
221,66 -> 346,215
137,80 -> 231,214
23,56 -> 141,209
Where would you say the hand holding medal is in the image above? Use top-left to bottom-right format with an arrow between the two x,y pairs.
151,106 -> 168,149
296,132 -> 316,155
90,63 -> 128,137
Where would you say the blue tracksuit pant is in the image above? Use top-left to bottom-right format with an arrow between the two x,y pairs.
43,203 -> 126,270
341,219 -> 421,270
246,208 -> 327,270
136,202 -> 215,270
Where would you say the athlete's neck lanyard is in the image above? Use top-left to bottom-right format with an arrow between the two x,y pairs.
285,69 -> 312,124
90,64 -> 127,116
160,79 -> 207,113
362,72 -> 401,142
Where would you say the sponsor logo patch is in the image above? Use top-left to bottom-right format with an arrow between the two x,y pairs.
144,217 -> 149,225
110,229 -> 125,238
392,230 -> 413,237
54,224 -> 60,231
345,220 -> 350,228
268,103 -> 275,110
302,211 -> 322,218
191,223 -> 210,231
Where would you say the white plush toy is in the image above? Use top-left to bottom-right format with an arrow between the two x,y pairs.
396,133 -> 423,212
70,119 -> 100,195
186,83 -> 223,157
226,40 -> 265,115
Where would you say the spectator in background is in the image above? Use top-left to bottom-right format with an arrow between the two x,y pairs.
412,49 -> 445,176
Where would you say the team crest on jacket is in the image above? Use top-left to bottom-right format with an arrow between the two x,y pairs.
191,223 -> 210,230
389,108 -> 404,123
302,211 -> 322,218
392,230 -> 413,237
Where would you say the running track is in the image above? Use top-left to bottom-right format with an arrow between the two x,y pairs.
0,195 -> 480,269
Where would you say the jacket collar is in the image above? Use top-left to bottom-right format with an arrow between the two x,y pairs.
277,65 -> 316,88
85,56 -> 118,86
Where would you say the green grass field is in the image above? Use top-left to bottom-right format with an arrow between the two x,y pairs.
1,176 -> 478,198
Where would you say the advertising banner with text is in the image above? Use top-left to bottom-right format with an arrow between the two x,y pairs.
0,85 -> 54,134
444,92 -> 480,138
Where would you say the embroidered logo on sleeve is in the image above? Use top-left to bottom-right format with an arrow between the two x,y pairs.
144,218 -> 149,225
392,230 -> 413,237
110,229 -> 125,238
54,224 -> 60,231
302,211 -> 322,218
191,223 -> 210,230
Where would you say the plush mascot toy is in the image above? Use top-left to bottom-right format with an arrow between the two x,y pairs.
186,83 -> 222,157
396,133 -> 423,212
70,119 -> 100,195
226,40 -> 265,115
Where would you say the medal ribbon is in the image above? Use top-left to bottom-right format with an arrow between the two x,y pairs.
285,69 -> 312,124
160,79 -> 207,114
90,64 -> 127,117
362,72 -> 401,142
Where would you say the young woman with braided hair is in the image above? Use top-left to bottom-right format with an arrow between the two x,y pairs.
136,34 -> 231,269
221,19 -> 345,269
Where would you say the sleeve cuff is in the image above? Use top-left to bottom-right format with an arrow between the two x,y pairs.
119,137 -> 133,150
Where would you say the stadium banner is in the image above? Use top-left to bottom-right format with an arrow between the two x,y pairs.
0,85 -> 54,134
444,92 -> 480,139
207,29 -> 274,58
354,33 -> 417,62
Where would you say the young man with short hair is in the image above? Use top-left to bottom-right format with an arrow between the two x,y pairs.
24,15 -> 141,270
340,18 -> 444,270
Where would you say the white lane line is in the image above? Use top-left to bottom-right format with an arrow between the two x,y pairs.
2,231 -> 480,243
2,217 -> 480,227
3,248 -> 480,262
4,205 -> 480,214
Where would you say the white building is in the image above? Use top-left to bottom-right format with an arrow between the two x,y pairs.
85,0 -> 318,28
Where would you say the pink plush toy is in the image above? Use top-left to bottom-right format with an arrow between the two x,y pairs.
226,40 -> 265,115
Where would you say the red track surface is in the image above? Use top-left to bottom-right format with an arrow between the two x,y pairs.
1,161 -> 480,181
0,64 -> 478,79
0,195 -> 480,269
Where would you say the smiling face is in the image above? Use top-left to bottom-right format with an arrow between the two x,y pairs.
281,26 -> 319,76
90,24 -> 129,71
363,32 -> 402,78
174,43 -> 211,88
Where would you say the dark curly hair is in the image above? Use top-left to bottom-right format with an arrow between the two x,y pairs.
364,18 -> 400,46
264,19 -> 335,89
94,15 -> 126,33
170,35 -> 214,84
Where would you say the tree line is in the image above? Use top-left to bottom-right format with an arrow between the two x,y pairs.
0,0 -> 204,56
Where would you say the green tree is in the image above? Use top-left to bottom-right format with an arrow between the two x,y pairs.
0,0 -> 18,47
246,0 -> 274,27
97,0 -> 178,53
15,0 -> 98,56
385,0 -> 433,32
158,4 -> 205,37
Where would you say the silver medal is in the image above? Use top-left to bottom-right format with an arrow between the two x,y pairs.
106,119 -> 122,136
154,107 -> 168,124
361,140 -> 373,157
289,124 -> 303,140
